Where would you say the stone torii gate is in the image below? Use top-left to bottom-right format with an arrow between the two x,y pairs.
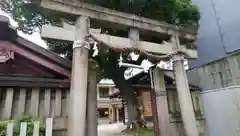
35,0 -> 199,136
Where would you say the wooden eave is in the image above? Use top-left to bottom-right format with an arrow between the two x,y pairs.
0,15 -> 71,69
129,69 -> 200,90
35,0 -> 197,41
0,15 -> 72,78
15,37 -> 72,70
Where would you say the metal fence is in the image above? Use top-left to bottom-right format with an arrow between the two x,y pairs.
5,118 -> 53,136
201,85 -> 240,136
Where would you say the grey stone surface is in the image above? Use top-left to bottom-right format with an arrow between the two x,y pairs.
98,123 -> 128,136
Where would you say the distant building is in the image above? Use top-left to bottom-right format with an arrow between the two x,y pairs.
97,79 -> 123,124
111,69 -> 205,136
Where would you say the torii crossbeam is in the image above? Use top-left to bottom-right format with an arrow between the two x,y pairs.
41,23 -> 198,59
39,0 -> 197,40
33,0 -> 200,136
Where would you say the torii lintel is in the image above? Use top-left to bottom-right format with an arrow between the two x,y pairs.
36,0 -> 197,41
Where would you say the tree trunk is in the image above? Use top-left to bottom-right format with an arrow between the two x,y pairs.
110,64 -> 140,131
93,52 -> 142,131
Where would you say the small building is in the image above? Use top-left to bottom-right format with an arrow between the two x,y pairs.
97,79 -> 123,124
0,14 -> 71,121
0,15 -> 97,135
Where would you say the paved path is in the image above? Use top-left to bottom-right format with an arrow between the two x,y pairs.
98,122 -> 154,136
98,123 -> 132,136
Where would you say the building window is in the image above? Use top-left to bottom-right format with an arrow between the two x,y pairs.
99,87 -> 109,98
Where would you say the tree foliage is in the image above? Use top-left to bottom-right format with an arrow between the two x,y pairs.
89,0 -> 200,27
3,0 -> 200,34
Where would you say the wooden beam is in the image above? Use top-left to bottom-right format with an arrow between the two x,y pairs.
41,25 -> 198,59
44,89 -> 51,117
132,84 -> 199,90
30,88 -> 40,117
14,56 -> 57,78
3,88 -> 14,120
39,0 -> 197,40
0,77 -> 70,88
55,89 -> 62,116
17,88 -> 27,118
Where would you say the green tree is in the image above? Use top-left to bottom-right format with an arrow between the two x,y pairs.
1,0 -> 200,131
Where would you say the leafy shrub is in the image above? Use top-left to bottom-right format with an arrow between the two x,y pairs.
0,115 -> 45,136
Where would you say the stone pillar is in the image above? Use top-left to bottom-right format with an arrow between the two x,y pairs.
3,88 -> 14,120
108,106 -> 112,123
151,68 -> 175,136
86,61 -> 97,136
112,106 -> 115,123
116,108 -> 119,122
171,35 -> 199,136
17,88 -> 26,117
68,16 -> 90,136
149,88 -> 160,136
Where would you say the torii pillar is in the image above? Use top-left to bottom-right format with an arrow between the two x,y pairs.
86,60 -> 98,136
68,16 -> 90,136
171,35 -> 199,136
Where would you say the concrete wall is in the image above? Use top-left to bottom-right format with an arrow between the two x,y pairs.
188,52 -> 240,91
188,52 -> 240,136
202,86 -> 240,136
191,0 -> 240,67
